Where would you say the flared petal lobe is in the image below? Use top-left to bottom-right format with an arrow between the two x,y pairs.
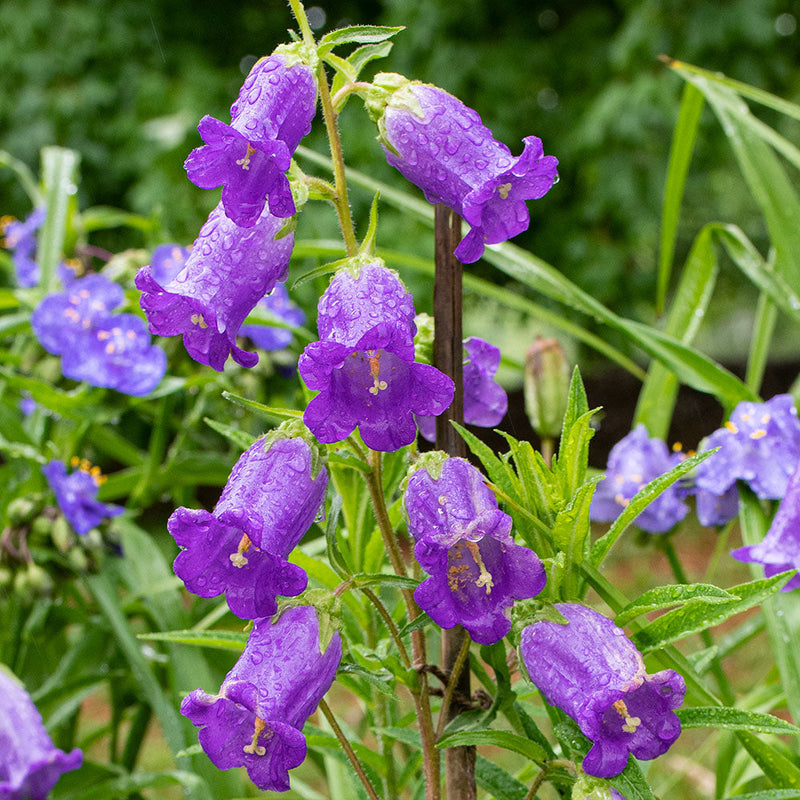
376,77 -> 557,263
731,459 -> 800,590
136,200 -> 294,371
521,603 -> 685,778
170,434 -> 327,618
0,668 -> 83,800
181,606 -> 341,792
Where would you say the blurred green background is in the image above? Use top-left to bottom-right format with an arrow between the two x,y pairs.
2,0 -> 799,328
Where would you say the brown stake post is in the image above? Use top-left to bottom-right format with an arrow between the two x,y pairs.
433,204 -> 476,800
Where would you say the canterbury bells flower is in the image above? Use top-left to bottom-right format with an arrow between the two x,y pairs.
521,603 -> 685,778
368,73 -> 558,263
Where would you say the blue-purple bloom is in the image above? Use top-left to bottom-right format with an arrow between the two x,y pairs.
590,425 -> 689,534
149,243 -> 191,287
299,261 -> 454,451
136,201 -> 293,371
731,459 -> 800,590
371,74 -> 558,263
695,394 -> 800,504
416,336 -> 507,441
1,207 -> 46,287
404,456 -> 546,644
185,50 -> 316,226
169,430 -> 327,619
31,272 -> 166,396
182,606 -> 341,792
0,666 -> 83,800
239,282 -> 306,351
42,459 -> 123,535
521,603 -> 685,778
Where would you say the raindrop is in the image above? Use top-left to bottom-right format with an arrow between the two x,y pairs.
776,13 -> 796,36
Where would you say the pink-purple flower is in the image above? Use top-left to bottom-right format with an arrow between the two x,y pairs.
404,456 -> 546,644
1,207 -> 46,287
181,606 -> 341,792
730,459 -> 800,590
416,336 -> 507,441
42,460 -> 124,535
169,430 -> 327,619
136,200 -> 294,371
299,261 -> 454,451
521,603 -> 685,778
371,75 -> 558,263
590,425 -> 689,534
185,50 -> 316,226
0,666 -> 83,800
149,243 -> 191,287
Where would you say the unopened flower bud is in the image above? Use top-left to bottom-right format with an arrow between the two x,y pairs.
26,563 -> 54,597
0,566 -> 13,588
7,497 -> 39,525
50,516 -> 74,552
524,337 -> 570,440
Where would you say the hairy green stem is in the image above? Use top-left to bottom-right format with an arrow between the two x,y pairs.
435,632 -> 472,739
319,698 -> 381,800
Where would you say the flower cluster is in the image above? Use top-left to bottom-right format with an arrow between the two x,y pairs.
521,604 -> 685,778
42,459 -> 123,535
369,74 -> 558,263
185,48 -> 316,226
169,431 -> 327,619
590,424 -> 689,534
0,666 -> 83,800
415,336 -> 508,442
32,267 -> 166,395
299,260 -> 455,451
694,394 -> 800,525
182,606 -> 340,792
404,455 -> 546,644
1,207 -> 46,287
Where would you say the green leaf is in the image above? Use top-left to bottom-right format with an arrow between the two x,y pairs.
736,731 -> 800,788
632,571 -> 794,652
317,24 -> 404,52
350,573 -> 419,591
0,369 -> 106,420
677,707 -> 800,735
657,80 -> 705,313
203,416 -> 255,451
590,448 -> 715,567
221,391 -> 302,420
436,729 -> 546,763
79,205 -> 153,233
723,792 -> 800,800
137,629 -> 248,652
474,755 -> 528,800
615,583 -> 736,626
636,223 -> 718,438
39,146 -> 80,291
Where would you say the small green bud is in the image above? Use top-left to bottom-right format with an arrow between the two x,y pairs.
67,548 -> 89,573
31,516 -> 54,540
26,563 -> 54,597
413,313 -> 435,365
0,566 -> 13,589
524,337 -> 570,440
51,516 -> 74,552
7,497 -> 38,525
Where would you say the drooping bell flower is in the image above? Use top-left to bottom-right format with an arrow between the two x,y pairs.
694,394 -> 800,501
368,74 -> 558,263
730,459 -> 800,590
182,605 -> 341,792
0,207 -> 46,287
135,200 -> 294,371
0,666 -> 83,800
31,272 -> 166,396
42,459 -> 124,535
416,336 -> 508,442
185,48 -> 316,226
299,260 -> 454,451
520,603 -> 685,778
590,425 -> 689,534
239,281 -> 306,352
693,484 -> 739,528
169,427 -> 327,619
404,455 -> 546,644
